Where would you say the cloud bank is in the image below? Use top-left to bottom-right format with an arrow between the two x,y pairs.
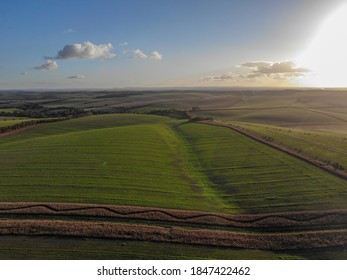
201,60 -> 309,82
240,61 -> 309,77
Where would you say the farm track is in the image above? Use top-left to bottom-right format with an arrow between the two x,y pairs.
284,133 -> 347,156
0,202 -> 346,250
302,108 -> 347,123
199,120 -> 347,180
0,124 -> 38,138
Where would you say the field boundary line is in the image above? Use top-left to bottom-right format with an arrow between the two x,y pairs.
198,120 -> 347,181
0,219 -> 346,250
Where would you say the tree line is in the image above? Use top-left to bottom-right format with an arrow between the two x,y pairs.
0,118 -> 71,134
0,103 -> 87,119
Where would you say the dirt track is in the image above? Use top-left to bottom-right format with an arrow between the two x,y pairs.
0,202 -> 346,230
0,124 -> 38,138
0,202 -> 346,250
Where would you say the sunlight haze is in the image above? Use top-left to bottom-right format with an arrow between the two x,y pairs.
0,0 -> 346,89
297,3 -> 347,87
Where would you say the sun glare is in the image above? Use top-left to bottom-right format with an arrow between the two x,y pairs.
297,4 -> 347,87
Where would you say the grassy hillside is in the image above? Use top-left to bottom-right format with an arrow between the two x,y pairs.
1,113 -> 346,260
1,114 -> 346,214
229,121 -> 347,170
0,236 -> 304,260
1,90 -> 346,260
0,114 -> 225,212
176,122 -> 347,213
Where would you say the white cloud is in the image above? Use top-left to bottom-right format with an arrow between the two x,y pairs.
126,49 -> 163,60
34,59 -> 58,71
67,75 -> 85,79
53,41 -> 116,60
119,42 -> 128,46
132,49 -> 148,59
63,28 -> 74,34
149,51 -> 163,60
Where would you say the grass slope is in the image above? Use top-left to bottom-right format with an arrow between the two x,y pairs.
1,113 -> 346,259
229,121 -> 347,169
1,114 -> 346,214
0,236 -> 303,260
176,122 -> 347,213
0,114 -> 224,212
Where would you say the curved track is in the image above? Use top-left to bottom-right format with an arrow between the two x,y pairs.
0,202 -> 346,250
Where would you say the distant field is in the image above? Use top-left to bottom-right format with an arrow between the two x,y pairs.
2,89 -> 347,132
2,90 -> 347,123
197,107 -> 347,128
0,118 -> 34,128
0,108 -> 22,113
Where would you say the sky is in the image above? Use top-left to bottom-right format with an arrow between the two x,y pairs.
0,0 -> 346,89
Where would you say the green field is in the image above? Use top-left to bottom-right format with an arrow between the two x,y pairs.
228,121 -> 347,170
0,114 -> 225,212
1,114 -> 346,214
176,122 -> 347,213
1,99 -> 347,259
0,236 -> 304,260
2,236 -> 346,260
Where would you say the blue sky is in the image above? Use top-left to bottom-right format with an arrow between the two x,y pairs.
1,0 -> 346,89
